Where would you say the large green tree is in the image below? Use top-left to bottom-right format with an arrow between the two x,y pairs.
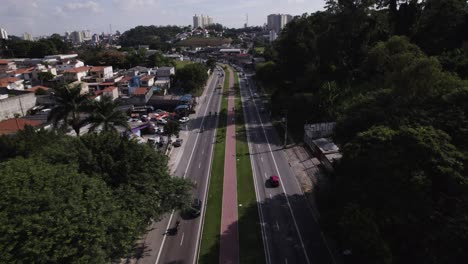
48,85 -> 90,136
174,63 -> 209,94
88,95 -> 130,133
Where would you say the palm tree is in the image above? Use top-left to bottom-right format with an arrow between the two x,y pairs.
48,84 -> 90,136
88,95 -> 130,133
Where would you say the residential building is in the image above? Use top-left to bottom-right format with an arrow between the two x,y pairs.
92,34 -> 100,44
56,59 -> 85,72
63,66 -> 90,82
0,59 -> 17,73
163,54 -> 184,61
193,14 -> 214,29
269,30 -> 278,42
0,28 -> 8,40
140,75 -> 155,87
0,77 -> 25,90
89,66 -> 113,81
128,87 -> 153,105
0,118 -> 42,135
10,67 -> 35,82
23,32 -> 33,41
156,67 -> 175,78
267,14 -> 293,34
70,31 -> 84,44
82,30 -> 92,41
44,54 -> 79,60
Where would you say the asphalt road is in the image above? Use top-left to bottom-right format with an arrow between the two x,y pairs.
239,73 -> 335,264
136,67 -> 224,264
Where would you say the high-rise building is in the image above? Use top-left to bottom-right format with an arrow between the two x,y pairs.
269,30 -> 278,42
193,14 -> 214,29
267,14 -> 293,34
82,30 -> 92,41
0,28 -> 8,40
70,31 -> 84,44
23,32 -> 33,41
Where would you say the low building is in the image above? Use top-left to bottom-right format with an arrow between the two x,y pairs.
140,75 -> 155,87
93,86 -> 119,101
148,94 -> 194,111
56,59 -> 84,72
163,54 -> 184,61
0,77 -> 25,90
122,87 -> 154,105
63,66 -> 90,82
0,118 -> 43,135
0,59 -> 17,74
90,66 -> 113,81
156,67 -> 175,78
304,123 -> 341,172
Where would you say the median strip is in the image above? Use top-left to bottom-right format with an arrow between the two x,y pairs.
198,67 -> 230,264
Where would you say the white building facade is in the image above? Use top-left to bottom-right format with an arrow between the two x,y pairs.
0,28 -> 8,40
267,14 -> 293,34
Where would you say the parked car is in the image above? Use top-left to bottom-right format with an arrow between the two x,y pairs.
173,138 -> 183,147
156,119 -> 167,124
179,117 -> 190,123
269,175 -> 280,187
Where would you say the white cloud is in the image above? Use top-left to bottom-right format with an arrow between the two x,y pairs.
64,1 -> 101,13
113,0 -> 160,10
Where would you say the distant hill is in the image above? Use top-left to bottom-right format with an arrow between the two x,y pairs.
119,25 -> 185,48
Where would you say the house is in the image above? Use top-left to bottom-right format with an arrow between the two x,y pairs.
154,78 -> 171,90
0,118 -> 43,135
102,86 -> 118,101
163,54 -> 184,61
125,87 -> 153,105
304,123 -> 341,172
0,77 -> 25,90
126,66 -> 150,76
56,59 -> 84,72
63,66 -> 90,82
67,81 -> 89,95
117,76 -> 133,95
10,67 -> 35,82
156,67 -> 175,78
140,75 -> 155,87
25,85 -> 51,94
90,66 -> 113,81
0,59 -> 16,74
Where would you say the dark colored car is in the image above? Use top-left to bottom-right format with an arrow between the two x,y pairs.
173,138 -> 183,147
269,175 -> 280,187
187,198 -> 202,218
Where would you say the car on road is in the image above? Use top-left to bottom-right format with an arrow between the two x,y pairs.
173,138 -> 183,147
179,116 -> 190,123
269,175 -> 280,187
184,198 -> 202,218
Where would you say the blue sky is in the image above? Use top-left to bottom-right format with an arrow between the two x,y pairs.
0,0 -> 325,37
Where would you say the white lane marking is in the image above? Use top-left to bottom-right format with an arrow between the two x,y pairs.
247,79 -> 312,264
269,193 -> 272,199
261,157 -> 263,162
180,232 -> 185,246
156,70 -> 219,264
202,150 -> 204,155
199,163 -> 201,169
264,172 -> 267,178
194,68 -> 223,264
285,258 -> 288,264
276,221 -> 280,231
241,76 -> 272,264
154,211 -> 174,264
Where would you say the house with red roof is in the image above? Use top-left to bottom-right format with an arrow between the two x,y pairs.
0,77 -> 24,90
89,66 -> 113,81
0,118 -> 43,135
0,59 -> 16,74
63,66 -> 90,82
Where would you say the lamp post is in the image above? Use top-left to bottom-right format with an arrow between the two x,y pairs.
282,110 -> 288,148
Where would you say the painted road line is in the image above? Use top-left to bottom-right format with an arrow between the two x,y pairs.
180,232 -> 185,246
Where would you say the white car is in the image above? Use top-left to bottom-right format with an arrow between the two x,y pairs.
156,119 -> 167,124
179,117 -> 190,123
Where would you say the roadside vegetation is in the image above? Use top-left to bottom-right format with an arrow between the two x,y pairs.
0,129 -> 192,263
232,68 -> 266,263
199,67 -> 229,264
255,1 -> 468,263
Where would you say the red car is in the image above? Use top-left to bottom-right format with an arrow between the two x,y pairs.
269,175 -> 280,187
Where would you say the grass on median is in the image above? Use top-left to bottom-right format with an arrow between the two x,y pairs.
198,68 -> 230,264
233,68 -> 266,264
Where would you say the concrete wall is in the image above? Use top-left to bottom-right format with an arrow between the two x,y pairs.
0,92 -> 36,121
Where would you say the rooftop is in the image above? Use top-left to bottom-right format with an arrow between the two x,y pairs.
64,66 -> 90,73
140,75 -> 155,81
25,86 -> 50,93
0,59 -> 12,65
90,66 -> 111,72
133,87 -> 149,95
0,118 -> 42,135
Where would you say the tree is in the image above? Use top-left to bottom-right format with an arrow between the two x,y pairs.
164,119 -> 180,139
48,85 -> 90,136
0,158 -> 116,263
174,63 -> 209,93
37,71 -> 54,85
205,58 -> 216,71
88,95 -> 130,133
147,52 -> 175,68
95,49 -> 126,69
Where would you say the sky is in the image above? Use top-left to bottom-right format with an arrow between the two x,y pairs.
0,0 -> 325,37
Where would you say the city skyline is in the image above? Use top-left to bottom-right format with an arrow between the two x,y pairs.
0,0 -> 325,37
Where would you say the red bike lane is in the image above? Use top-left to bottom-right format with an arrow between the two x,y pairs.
219,68 -> 239,264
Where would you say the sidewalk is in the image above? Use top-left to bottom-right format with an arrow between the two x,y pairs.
219,68 -> 239,264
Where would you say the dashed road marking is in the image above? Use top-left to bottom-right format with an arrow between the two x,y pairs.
180,232 -> 185,246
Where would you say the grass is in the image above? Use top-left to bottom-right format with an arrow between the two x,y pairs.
198,68 -> 230,264
232,67 -> 266,264
174,60 -> 193,70
254,47 -> 265,54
